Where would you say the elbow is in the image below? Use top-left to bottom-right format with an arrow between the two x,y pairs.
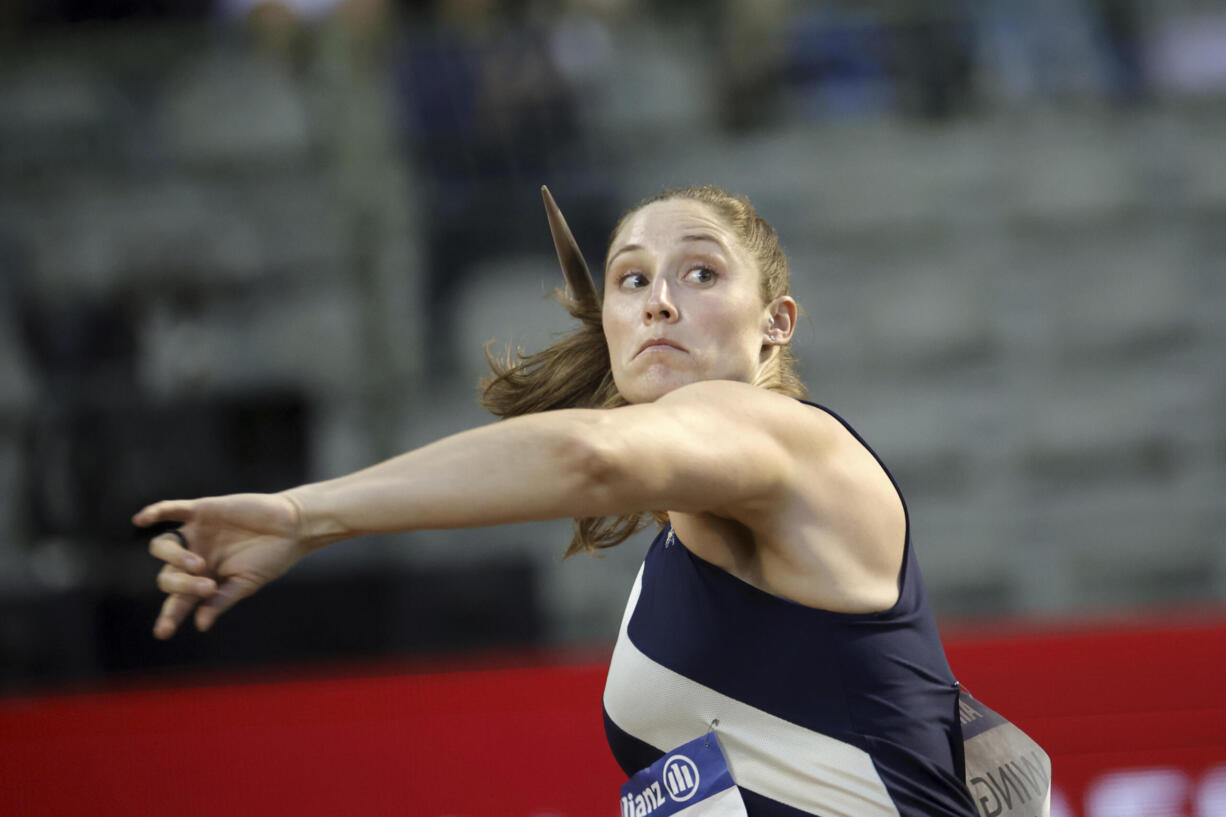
557,413 -> 642,514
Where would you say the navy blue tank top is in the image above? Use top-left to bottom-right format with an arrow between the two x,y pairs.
602,402 -> 978,817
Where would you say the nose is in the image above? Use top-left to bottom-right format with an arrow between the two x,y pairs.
644,277 -> 678,323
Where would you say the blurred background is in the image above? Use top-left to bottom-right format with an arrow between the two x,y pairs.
0,0 -> 1223,815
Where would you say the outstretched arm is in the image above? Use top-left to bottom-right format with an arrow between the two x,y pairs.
137,380 -> 842,637
285,379 -> 805,544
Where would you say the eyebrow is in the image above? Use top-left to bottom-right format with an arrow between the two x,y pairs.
680,233 -> 729,251
605,233 -> 730,270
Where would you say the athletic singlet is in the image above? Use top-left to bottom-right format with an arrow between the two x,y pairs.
602,402 -> 979,817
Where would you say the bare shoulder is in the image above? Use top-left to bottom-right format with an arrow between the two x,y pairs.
659,381 -> 907,613
653,380 -> 856,464
655,380 -> 841,439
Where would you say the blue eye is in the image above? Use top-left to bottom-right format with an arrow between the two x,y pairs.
619,272 -> 648,290
685,266 -> 716,284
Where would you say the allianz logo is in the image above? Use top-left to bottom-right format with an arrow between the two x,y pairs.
621,754 -> 701,817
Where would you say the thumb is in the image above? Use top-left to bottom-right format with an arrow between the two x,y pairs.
194,575 -> 263,632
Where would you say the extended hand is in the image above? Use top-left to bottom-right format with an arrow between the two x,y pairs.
134,492 -> 308,639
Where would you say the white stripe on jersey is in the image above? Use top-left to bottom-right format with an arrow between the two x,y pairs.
604,566 -> 901,817
671,786 -> 749,817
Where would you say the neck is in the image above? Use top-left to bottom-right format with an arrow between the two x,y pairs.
753,348 -> 782,391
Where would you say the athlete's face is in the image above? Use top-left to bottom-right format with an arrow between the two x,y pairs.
602,199 -> 793,404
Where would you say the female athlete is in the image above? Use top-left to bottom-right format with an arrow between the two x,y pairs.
137,185 -> 989,817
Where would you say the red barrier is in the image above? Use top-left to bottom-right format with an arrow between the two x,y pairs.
2,617 -> 1224,817
945,614 -> 1226,817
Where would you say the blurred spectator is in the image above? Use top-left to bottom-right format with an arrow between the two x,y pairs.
774,3 -> 977,123
783,7 -> 897,120
542,0 -> 625,121
1094,0 -> 1148,104
394,0 -> 580,212
716,0 -> 792,131
393,0 -> 611,372
4,0 -> 211,26
217,0 -> 394,68
975,0 -> 1105,104
1147,8 -> 1226,98
888,4 -> 976,119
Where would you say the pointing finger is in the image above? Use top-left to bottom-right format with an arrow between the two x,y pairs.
133,500 -> 197,528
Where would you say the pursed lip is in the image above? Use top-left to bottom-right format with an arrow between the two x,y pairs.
634,337 -> 687,358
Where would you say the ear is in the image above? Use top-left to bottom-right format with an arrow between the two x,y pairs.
762,296 -> 797,346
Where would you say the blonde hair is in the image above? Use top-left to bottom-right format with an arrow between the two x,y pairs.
481,185 -> 805,556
